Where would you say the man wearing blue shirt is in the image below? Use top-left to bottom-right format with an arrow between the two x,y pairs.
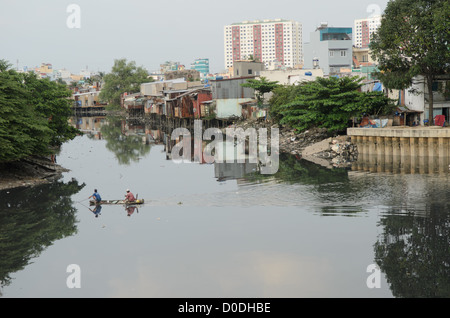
89,189 -> 102,204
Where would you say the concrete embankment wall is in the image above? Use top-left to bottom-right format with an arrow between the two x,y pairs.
347,127 -> 450,173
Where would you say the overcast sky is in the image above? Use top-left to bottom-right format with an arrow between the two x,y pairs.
0,0 -> 390,74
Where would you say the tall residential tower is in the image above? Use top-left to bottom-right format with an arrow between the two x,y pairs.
353,15 -> 382,48
224,19 -> 303,70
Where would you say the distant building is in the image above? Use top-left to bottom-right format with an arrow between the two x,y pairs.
303,23 -> 353,76
354,15 -> 382,49
352,47 -> 378,80
165,69 -> 201,81
260,68 -> 324,86
80,69 -> 92,79
160,61 -> 185,74
191,58 -> 210,77
38,63 -> 53,74
224,19 -> 303,71
232,60 -> 265,78
56,69 -> 72,79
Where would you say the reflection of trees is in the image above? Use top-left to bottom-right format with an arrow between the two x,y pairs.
243,153 -> 350,186
279,154 -> 350,185
0,179 -> 85,289
375,205 -> 450,298
101,116 -> 152,165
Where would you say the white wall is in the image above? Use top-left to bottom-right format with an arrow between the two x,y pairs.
215,98 -> 253,119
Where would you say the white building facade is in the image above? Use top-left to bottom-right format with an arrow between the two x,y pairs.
224,19 -> 303,70
303,23 -> 353,76
354,15 -> 382,49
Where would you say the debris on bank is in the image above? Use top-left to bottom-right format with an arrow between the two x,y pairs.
229,119 -> 358,169
312,136 -> 359,168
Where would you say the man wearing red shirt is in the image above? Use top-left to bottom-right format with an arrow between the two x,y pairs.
125,189 -> 136,203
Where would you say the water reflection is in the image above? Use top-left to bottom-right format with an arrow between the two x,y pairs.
65,115 -> 450,298
353,153 -> 450,174
88,204 -> 102,218
0,179 -> 85,290
375,199 -> 450,297
100,116 -> 152,165
69,116 -> 105,140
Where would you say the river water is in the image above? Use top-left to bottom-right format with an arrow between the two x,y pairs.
1,116 -> 449,298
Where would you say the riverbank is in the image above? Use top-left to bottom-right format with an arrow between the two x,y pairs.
0,156 -> 69,191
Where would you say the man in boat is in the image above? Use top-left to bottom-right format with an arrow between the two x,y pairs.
89,189 -> 102,204
124,189 -> 136,203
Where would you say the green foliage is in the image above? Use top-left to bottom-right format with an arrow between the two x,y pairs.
241,77 -> 280,107
100,59 -> 154,108
269,84 -> 306,122
360,91 -> 397,116
370,0 -> 450,120
273,77 -> 395,133
23,73 -> 79,148
0,60 -> 78,163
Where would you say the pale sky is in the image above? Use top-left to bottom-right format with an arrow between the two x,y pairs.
0,0 -> 389,74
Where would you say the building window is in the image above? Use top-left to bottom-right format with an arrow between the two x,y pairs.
341,50 -> 347,57
329,51 -> 334,57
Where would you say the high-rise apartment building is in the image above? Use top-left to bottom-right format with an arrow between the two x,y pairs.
224,19 -> 303,70
354,15 -> 382,48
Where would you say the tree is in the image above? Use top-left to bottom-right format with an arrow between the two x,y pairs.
100,59 -> 154,108
277,77 -> 395,133
0,61 -> 50,161
0,59 -> 78,163
269,83 -> 307,122
241,77 -> 280,107
23,73 -> 79,148
370,0 -> 450,123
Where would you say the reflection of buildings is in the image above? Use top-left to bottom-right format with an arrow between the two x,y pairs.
352,153 -> 450,174
69,117 -> 268,180
70,117 -> 106,139
214,161 -> 259,181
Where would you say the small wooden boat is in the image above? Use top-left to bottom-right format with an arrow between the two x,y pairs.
89,199 -> 145,206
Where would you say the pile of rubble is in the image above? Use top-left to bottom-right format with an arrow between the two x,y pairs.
279,127 -> 331,156
228,119 -> 332,156
315,136 -> 359,168
230,119 -> 359,168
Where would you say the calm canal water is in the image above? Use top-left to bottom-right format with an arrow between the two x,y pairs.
1,116 -> 449,298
